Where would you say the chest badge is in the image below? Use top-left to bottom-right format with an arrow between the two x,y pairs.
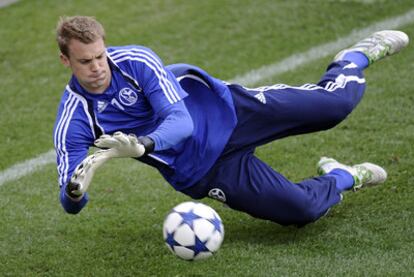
119,87 -> 138,106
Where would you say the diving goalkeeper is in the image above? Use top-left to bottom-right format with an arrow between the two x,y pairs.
53,16 -> 408,226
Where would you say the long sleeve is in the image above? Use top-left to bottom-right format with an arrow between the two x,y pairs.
53,91 -> 96,214
147,100 -> 194,151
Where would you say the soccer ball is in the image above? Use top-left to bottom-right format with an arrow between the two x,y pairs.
162,201 -> 224,261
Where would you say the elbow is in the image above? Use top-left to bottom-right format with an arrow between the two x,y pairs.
59,188 -> 88,214
63,206 -> 81,215
61,200 -> 82,214
183,111 -> 194,139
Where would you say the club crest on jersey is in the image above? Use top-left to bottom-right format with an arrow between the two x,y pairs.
119,87 -> 138,106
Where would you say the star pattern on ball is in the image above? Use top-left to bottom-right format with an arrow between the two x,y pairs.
165,231 -> 180,250
209,214 -> 223,234
187,235 -> 210,257
177,209 -> 202,229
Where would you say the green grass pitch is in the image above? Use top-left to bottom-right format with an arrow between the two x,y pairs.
0,0 -> 413,275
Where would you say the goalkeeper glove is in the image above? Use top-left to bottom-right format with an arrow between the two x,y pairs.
66,132 -> 152,199
94,131 -> 147,158
66,150 -> 110,199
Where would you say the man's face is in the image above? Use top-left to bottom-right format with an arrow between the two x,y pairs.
60,38 -> 111,94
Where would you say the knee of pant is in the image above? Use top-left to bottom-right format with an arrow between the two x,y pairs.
302,208 -> 323,223
325,99 -> 355,125
338,99 -> 355,118
179,184 -> 207,199
295,200 -> 324,223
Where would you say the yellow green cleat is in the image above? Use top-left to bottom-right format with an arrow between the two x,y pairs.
317,157 -> 387,190
334,30 -> 409,65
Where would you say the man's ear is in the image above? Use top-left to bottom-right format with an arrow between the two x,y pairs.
60,53 -> 70,68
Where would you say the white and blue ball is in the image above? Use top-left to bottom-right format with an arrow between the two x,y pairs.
163,201 -> 224,261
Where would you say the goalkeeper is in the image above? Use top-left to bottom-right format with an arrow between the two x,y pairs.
54,16 -> 408,226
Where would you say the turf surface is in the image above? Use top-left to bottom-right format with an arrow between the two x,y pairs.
0,0 -> 413,275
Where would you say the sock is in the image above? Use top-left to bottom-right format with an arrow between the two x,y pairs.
326,168 -> 355,192
342,51 -> 369,69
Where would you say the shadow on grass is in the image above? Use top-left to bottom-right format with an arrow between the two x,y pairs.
222,212 -> 332,247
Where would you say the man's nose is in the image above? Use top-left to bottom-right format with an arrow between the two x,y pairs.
90,59 -> 99,71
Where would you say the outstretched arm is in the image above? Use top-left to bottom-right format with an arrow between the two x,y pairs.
147,100 -> 194,151
57,146 -> 97,214
62,132 -> 147,214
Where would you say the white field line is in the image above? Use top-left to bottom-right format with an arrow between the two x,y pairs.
0,150 -> 56,185
230,8 -> 414,86
1,8 -> 414,187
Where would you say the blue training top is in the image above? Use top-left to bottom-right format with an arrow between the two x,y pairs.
53,45 -> 237,213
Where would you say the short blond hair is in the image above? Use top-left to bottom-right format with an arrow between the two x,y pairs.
56,16 -> 105,57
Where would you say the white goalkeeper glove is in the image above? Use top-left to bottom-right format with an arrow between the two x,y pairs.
66,132 -> 148,199
66,150 -> 111,199
94,131 -> 146,159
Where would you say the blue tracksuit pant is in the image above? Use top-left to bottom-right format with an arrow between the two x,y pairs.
182,61 -> 366,226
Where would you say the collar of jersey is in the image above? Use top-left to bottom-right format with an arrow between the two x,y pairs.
69,73 -> 116,100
